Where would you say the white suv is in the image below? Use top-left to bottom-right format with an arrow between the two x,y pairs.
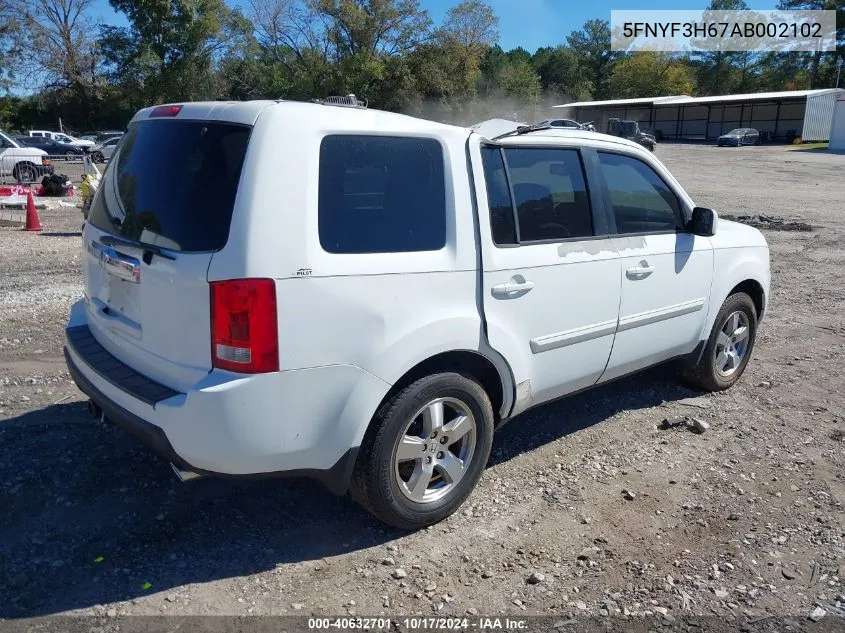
65,100 -> 770,529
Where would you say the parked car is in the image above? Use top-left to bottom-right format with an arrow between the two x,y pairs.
29,130 -> 95,148
717,128 -> 760,146
17,135 -> 86,157
606,118 -> 657,151
537,118 -> 595,131
65,100 -> 770,529
89,136 -> 121,163
94,130 -> 124,142
0,129 -> 53,183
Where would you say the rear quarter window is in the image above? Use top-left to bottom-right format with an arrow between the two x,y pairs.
318,135 -> 447,254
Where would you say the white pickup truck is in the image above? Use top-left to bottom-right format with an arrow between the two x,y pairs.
0,129 -> 52,183
64,100 -> 770,529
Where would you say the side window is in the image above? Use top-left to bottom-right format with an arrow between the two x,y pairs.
318,135 -> 446,254
503,148 -> 593,242
480,147 -> 517,245
598,152 -> 683,234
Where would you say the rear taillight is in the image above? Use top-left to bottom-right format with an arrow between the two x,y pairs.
210,279 -> 278,374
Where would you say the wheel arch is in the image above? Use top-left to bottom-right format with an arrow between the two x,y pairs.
728,278 -> 766,320
700,247 -> 770,343
375,349 -> 512,426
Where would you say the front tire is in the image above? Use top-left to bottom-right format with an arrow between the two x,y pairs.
351,372 -> 494,530
681,292 -> 758,391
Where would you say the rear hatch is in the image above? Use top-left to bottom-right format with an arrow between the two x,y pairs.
83,115 -> 251,392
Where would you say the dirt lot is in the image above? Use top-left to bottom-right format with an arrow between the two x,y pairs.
1,144 -> 843,626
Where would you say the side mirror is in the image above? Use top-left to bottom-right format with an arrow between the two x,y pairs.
687,206 -> 716,237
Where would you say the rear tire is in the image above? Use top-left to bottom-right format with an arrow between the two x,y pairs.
681,292 -> 758,392
351,372 -> 494,530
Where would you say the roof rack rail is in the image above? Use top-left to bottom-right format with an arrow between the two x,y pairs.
312,94 -> 367,108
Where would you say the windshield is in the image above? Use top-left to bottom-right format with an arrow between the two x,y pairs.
726,129 -> 745,135
87,119 -> 251,252
0,130 -> 20,148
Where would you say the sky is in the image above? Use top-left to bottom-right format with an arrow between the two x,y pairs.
88,0 -> 784,53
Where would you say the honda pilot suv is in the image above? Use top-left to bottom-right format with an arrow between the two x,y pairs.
65,100 -> 770,529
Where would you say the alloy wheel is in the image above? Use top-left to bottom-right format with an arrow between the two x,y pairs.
392,397 -> 477,504
715,311 -> 751,377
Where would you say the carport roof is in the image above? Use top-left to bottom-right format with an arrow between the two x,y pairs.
556,88 -> 844,110
553,95 -> 690,108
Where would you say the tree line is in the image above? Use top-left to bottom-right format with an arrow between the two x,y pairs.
0,0 -> 842,132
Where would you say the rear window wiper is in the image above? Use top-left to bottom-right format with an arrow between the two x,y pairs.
98,234 -> 177,261
492,122 -> 553,141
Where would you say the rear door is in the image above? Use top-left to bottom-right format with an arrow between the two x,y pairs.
84,117 -> 251,392
595,150 -> 713,382
471,140 -> 621,409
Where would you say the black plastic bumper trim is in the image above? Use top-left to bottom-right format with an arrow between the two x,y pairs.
65,325 -> 181,406
65,346 -> 194,470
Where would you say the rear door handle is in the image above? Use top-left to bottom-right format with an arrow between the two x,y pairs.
626,264 -> 655,279
492,280 -> 534,297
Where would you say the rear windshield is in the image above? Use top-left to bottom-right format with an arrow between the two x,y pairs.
88,119 -> 251,252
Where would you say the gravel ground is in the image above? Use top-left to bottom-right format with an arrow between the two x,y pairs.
1,144 -> 843,627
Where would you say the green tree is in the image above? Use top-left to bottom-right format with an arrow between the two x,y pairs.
777,0 -> 844,88
566,19 -> 622,99
101,0 -> 251,106
608,52 -> 696,98
438,0 -> 498,50
11,0 -> 102,107
423,0 -> 499,102
0,2 -> 19,91
317,0 -> 432,58
532,45 -> 592,100
247,0 -> 335,99
498,57 -> 541,103
477,44 -> 505,97
690,0 -> 757,95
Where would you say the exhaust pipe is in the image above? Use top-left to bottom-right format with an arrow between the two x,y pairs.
171,463 -> 203,482
87,399 -> 104,421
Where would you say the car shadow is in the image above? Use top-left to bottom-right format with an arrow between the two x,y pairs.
39,231 -> 82,238
1,364 -> 695,617
489,363 -> 695,466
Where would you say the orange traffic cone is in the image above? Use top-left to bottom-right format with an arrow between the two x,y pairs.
23,189 -> 42,232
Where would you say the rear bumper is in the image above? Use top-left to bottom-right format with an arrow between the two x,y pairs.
65,346 -> 192,471
64,303 -> 390,494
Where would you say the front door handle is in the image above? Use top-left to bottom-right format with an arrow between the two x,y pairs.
492,279 -> 534,297
626,263 -> 655,279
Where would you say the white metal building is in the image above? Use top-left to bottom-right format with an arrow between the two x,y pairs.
555,89 -> 845,142
829,96 -> 845,151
